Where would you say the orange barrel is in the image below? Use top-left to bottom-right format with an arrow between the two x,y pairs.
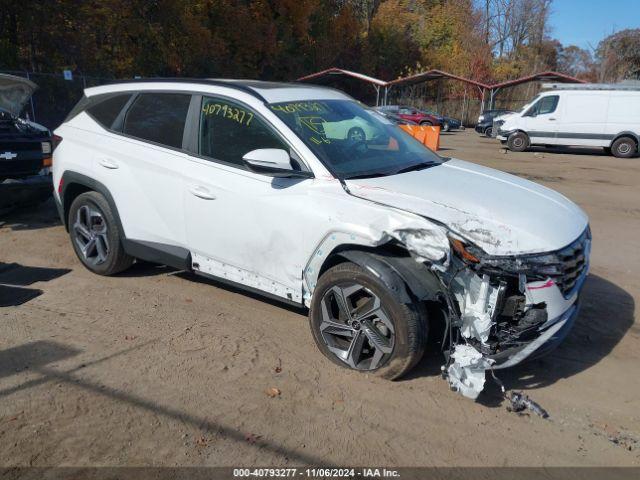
423,125 -> 440,151
398,124 -> 440,151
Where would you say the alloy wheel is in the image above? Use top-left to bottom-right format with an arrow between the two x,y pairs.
73,204 -> 110,265
318,283 -> 395,371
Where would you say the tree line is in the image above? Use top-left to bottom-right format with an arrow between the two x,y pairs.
1,0 -> 638,85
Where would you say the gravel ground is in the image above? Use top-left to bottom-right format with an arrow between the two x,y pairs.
0,129 -> 638,467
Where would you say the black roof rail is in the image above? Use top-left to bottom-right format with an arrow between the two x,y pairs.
101,77 -> 269,102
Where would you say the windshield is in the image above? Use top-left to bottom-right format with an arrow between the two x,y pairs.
269,99 -> 444,179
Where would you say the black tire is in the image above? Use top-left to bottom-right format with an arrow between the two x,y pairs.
420,121 -> 433,126
484,126 -> 494,137
68,191 -> 134,275
507,131 -> 529,152
347,126 -> 366,142
611,137 -> 637,158
442,121 -> 450,132
309,262 -> 427,380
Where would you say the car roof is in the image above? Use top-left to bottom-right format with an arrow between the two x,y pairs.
84,78 -> 353,104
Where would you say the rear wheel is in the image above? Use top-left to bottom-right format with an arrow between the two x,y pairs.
442,121 -> 450,132
507,131 -> 529,152
420,121 -> 433,127
309,262 -> 427,380
68,191 -> 134,275
611,137 -> 637,158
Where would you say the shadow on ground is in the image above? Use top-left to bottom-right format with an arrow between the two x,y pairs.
0,262 -> 70,306
0,339 -> 329,465
0,198 -> 60,231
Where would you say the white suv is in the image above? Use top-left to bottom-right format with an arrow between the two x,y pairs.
52,79 -> 590,396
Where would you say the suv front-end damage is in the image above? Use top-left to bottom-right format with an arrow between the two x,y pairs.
380,221 -> 590,399
431,227 -> 591,399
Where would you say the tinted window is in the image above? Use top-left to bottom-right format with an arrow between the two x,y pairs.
123,93 -> 191,148
199,96 -> 288,167
86,94 -> 131,129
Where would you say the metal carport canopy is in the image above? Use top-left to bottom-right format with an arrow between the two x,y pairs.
296,67 -> 388,105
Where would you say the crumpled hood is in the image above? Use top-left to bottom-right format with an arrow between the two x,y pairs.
0,74 -> 37,116
345,158 -> 588,256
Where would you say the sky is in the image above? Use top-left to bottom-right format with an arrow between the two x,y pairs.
549,0 -> 639,50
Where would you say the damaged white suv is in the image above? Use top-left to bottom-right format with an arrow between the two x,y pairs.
53,80 -> 590,397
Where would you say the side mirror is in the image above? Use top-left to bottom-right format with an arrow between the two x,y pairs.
242,149 -> 313,178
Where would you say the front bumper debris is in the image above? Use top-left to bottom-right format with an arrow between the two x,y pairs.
440,231 -> 589,400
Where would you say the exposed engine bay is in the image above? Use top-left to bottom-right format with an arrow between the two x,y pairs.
435,228 -> 590,401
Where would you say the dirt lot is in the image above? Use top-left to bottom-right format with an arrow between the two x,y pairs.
1,129 -> 639,467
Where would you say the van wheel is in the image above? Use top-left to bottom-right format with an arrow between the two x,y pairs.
68,191 -> 134,275
611,137 -> 637,158
309,262 -> 427,380
507,131 -> 529,152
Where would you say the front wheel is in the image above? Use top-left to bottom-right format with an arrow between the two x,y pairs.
507,131 -> 529,152
442,121 -> 450,132
68,191 -> 134,275
484,126 -> 494,137
309,262 -> 427,380
420,121 -> 433,127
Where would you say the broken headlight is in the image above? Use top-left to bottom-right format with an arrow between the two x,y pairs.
448,235 -> 563,278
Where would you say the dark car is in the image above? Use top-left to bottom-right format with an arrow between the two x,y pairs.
475,109 -> 513,137
376,105 -> 442,127
0,74 -> 53,211
420,109 -> 462,132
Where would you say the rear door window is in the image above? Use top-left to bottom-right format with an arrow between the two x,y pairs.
86,94 -> 132,129
123,93 -> 191,149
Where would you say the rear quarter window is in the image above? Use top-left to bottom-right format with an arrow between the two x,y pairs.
123,93 -> 192,149
86,94 -> 132,129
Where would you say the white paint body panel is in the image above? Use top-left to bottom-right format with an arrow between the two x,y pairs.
346,158 -> 588,256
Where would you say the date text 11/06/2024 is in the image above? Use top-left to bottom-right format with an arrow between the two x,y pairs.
233,468 -> 400,478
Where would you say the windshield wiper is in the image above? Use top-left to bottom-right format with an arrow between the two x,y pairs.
392,162 -> 439,175
344,172 -> 391,179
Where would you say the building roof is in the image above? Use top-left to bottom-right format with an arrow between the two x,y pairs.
489,71 -> 585,89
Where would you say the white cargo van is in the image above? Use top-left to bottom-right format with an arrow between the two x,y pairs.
496,83 -> 640,158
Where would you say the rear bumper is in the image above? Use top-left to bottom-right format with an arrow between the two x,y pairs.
0,174 -> 52,210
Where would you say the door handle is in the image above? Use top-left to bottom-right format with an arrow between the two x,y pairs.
98,158 -> 119,169
548,118 -> 556,121
189,185 -> 216,200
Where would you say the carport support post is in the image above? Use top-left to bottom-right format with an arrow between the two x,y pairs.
384,86 -> 390,106
374,85 -> 380,106
489,87 -> 500,109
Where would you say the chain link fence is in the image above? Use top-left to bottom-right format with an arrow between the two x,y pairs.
1,70 -> 114,130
